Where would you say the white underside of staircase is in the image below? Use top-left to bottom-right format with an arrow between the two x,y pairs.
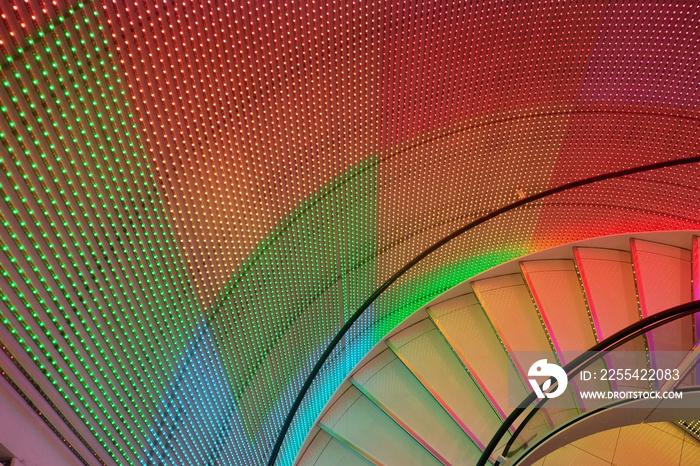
295,231 -> 700,466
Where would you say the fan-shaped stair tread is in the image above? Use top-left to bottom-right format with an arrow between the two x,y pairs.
387,319 -> 503,450
297,429 -> 374,466
353,348 -> 482,464
319,385 -> 442,465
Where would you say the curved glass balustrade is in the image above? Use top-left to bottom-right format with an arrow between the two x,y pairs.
479,300 -> 700,466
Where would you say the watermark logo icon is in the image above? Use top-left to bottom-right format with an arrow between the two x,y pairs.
528,359 -> 568,398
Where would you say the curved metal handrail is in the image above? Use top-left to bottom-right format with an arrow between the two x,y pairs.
477,300 -> 700,466
268,156 -> 700,466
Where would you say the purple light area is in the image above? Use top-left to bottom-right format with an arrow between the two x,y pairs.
579,2 -> 700,108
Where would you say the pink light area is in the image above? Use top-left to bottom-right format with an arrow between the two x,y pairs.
579,2 -> 700,109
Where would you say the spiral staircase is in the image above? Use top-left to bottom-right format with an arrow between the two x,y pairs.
294,232 -> 700,465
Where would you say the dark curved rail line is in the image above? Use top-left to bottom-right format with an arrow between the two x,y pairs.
478,299 -> 700,466
268,156 -> 700,465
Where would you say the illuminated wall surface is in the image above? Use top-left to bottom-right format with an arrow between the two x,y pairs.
0,1 -> 699,464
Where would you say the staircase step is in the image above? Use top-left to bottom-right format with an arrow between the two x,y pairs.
319,385 -> 442,465
573,247 -> 641,339
631,238 -> 693,383
694,236 -> 700,301
297,429 -> 373,465
471,274 -> 581,430
470,274 -> 554,375
631,239 -> 692,318
519,259 -> 613,411
574,246 -> 648,392
631,239 -> 692,347
694,235 -> 700,342
427,293 -> 529,418
520,260 -> 597,363
353,349 -> 481,465
387,319 -> 503,451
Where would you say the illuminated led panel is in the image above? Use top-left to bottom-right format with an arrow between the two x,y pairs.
0,1 -> 699,465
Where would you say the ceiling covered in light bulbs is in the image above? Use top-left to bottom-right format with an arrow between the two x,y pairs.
0,1 -> 698,464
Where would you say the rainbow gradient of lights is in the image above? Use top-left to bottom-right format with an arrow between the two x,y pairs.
0,1 -> 699,464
